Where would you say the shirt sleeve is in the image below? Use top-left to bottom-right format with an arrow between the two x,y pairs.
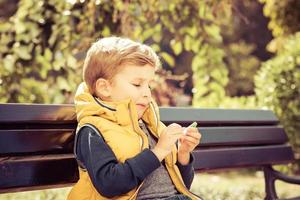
75,125 -> 161,198
176,153 -> 195,189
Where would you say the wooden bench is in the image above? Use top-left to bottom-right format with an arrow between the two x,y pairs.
0,103 -> 299,199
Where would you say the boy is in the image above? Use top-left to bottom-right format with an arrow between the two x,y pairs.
67,37 -> 202,200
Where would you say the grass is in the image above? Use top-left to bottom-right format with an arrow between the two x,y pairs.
190,170 -> 300,200
0,187 -> 71,200
0,170 -> 299,200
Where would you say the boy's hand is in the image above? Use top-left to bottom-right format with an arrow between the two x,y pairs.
177,127 -> 201,165
151,123 -> 183,161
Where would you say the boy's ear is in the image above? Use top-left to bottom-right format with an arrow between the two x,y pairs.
95,78 -> 112,99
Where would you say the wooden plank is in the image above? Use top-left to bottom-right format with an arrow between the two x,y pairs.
160,107 -> 278,126
0,126 -> 288,155
0,104 -> 278,126
0,154 -> 78,193
0,129 -> 75,155
0,103 -> 76,124
0,138 -> 294,192
0,144 -> 295,193
193,144 -> 295,171
198,126 -> 288,146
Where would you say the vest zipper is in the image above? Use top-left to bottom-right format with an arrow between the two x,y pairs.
146,118 -> 200,199
150,102 -> 159,133
169,153 -> 202,200
127,103 -> 148,199
127,104 -> 144,151
148,103 -> 201,200
128,181 -> 145,200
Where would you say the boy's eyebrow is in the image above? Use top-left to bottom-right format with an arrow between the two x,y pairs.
132,78 -> 154,82
132,78 -> 144,81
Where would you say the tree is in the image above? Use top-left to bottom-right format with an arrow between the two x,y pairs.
0,0 -> 233,106
256,0 -> 300,173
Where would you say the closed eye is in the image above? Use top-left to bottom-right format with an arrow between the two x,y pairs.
132,83 -> 141,87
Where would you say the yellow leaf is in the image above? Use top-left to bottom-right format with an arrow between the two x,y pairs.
160,52 -> 175,67
170,39 -> 182,55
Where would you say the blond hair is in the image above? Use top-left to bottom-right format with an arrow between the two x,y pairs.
83,37 -> 161,95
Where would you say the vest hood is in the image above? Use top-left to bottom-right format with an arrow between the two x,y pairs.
74,82 -> 160,130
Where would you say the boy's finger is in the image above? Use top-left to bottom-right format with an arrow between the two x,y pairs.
185,127 -> 199,133
180,140 -> 199,150
181,135 -> 200,144
168,123 -> 182,129
169,127 -> 185,135
184,130 -> 201,140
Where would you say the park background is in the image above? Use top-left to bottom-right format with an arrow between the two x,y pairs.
0,0 -> 299,199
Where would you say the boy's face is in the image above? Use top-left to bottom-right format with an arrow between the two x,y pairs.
105,64 -> 155,119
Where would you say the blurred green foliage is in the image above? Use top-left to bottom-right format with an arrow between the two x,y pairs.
0,0 -> 123,103
0,0 -> 257,106
224,41 -> 260,97
256,0 -> 300,172
191,0 -> 260,108
0,0 -> 260,106
255,33 -> 300,172
260,0 -> 300,53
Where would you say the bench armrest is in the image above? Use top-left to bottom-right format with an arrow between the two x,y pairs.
272,169 -> 300,184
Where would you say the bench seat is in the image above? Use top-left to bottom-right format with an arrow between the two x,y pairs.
0,103 -> 299,199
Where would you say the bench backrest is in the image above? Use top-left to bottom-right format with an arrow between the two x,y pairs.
0,103 -> 294,193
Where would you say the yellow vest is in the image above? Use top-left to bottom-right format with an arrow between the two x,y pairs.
67,83 -> 200,200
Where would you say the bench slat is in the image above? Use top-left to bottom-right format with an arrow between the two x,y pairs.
0,126 -> 287,155
193,144 -> 294,171
0,154 -> 78,193
199,126 -> 288,146
0,104 -> 278,125
160,107 -> 278,126
0,144 -> 294,193
0,104 -> 76,124
0,129 -> 74,155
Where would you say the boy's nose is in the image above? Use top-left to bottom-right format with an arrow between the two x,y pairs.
143,86 -> 151,98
